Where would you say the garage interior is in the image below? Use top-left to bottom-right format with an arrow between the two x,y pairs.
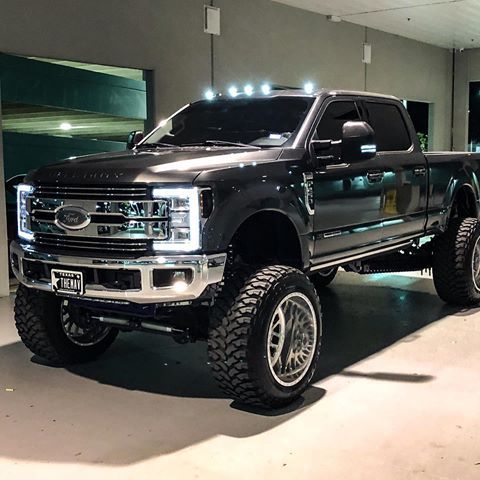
0,1 -> 479,479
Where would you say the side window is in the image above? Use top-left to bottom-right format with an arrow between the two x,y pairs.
316,101 -> 360,141
366,102 -> 411,151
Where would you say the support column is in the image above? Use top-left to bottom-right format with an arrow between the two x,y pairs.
0,85 -> 11,297
144,69 -> 157,133
452,50 -> 469,151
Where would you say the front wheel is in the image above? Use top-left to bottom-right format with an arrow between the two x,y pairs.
432,217 -> 480,306
14,285 -> 118,365
208,265 -> 322,408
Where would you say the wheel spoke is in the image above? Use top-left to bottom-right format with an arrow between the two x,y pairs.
269,309 -> 286,368
474,245 -> 480,278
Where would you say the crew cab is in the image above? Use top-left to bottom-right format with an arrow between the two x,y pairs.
11,88 -> 480,408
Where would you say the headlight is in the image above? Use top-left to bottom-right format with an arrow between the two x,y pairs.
17,184 -> 34,241
152,187 -> 200,252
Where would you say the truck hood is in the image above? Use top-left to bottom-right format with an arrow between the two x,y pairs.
25,147 -> 283,185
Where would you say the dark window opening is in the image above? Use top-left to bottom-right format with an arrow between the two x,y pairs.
365,102 -> 411,152
405,100 -> 429,151
468,82 -> 480,152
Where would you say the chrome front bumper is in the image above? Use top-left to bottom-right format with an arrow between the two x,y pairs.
10,241 -> 226,304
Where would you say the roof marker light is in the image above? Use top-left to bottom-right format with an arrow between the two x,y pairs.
244,84 -> 254,96
228,86 -> 239,97
261,83 -> 271,95
205,89 -> 215,101
304,82 -> 315,94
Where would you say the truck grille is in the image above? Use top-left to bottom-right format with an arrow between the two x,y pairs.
25,183 -> 169,258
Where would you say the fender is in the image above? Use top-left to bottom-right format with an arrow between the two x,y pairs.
196,158 -> 313,268
443,174 -> 479,227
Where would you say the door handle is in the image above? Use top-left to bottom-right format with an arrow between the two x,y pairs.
414,166 -> 427,177
367,171 -> 384,183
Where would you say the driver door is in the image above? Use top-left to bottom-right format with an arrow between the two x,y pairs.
311,98 -> 384,259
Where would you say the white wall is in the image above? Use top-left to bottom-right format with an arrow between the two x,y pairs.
365,28 -> 452,151
213,0 -> 453,150
0,0 -> 453,149
0,0 -> 211,119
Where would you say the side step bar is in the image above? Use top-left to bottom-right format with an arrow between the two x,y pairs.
310,240 -> 415,272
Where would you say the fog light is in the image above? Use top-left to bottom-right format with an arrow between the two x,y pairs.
173,270 -> 186,281
173,281 -> 188,293
152,269 -> 193,288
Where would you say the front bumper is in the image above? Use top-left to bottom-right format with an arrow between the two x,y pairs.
10,241 -> 226,304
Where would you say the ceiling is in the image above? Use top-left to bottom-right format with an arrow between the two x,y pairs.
1,103 -> 143,142
274,0 -> 480,49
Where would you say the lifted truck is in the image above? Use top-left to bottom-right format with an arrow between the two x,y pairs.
11,88 -> 480,408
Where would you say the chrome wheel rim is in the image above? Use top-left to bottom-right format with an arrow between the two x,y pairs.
472,236 -> 480,290
267,292 -> 318,387
60,300 -> 111,346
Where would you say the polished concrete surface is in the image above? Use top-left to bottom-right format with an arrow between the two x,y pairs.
0,271 -> 479,479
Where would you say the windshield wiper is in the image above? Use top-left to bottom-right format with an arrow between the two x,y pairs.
181,140 -> 260,149
137,142 -> 178,149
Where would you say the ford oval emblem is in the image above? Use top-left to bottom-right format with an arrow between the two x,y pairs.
55,206 -> 91,231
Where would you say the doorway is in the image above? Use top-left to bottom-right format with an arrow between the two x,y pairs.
403,99 -> 431,151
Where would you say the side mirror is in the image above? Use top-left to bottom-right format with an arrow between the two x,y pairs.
127,130 -> 144,150
341,121 -> 376,162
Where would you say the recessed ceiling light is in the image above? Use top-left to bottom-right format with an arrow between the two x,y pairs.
327,15 -> 341,23
60,122 -> 72,131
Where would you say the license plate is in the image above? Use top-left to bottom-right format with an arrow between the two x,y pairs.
51,269 -> 84,296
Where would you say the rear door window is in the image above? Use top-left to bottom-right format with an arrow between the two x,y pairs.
365,102 -> 411,152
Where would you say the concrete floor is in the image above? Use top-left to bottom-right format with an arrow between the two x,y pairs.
0,271 -> 479,479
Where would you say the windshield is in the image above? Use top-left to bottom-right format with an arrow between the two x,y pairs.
141,97 -> 315,148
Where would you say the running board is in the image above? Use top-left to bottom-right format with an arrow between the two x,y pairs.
309,240 -> 414,272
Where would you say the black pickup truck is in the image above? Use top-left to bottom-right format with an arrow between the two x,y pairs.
11,88 -> 480,408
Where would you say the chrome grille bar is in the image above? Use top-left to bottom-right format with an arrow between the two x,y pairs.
34,184 -> 148,200
35,234 -> 148,253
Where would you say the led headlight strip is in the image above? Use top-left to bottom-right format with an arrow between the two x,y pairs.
152,187 -> 200,252
17,184 -> 34,241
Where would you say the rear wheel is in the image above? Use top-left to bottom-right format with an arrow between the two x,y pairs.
14,285 -> 118,365
208,265 -> 322,408
432,217 -> 480,306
